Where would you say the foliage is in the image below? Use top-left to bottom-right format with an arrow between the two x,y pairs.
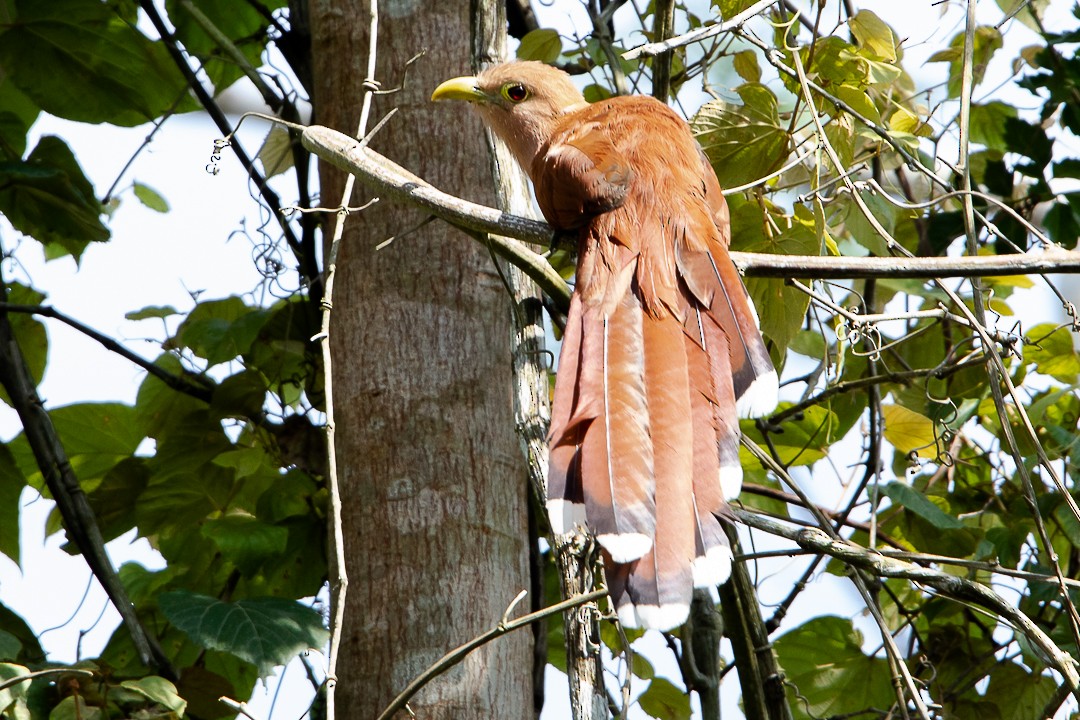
0,0 -> 1079,718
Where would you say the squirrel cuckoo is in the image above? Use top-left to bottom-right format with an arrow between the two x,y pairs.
433,61 -> 778,631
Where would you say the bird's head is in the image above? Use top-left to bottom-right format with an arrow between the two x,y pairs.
432,61 -> 587,170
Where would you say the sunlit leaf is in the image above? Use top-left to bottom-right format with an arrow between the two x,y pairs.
132,182 -> 169,213
1025,323 -> 1080,383
516,28 -> 562,63
849,10 -> 897,62
118,676 -> 187,716
930,26 -> 1003,98
732,49 -> 761,83
882,403 -> 937,458
692,83 -> 792,188
775,616 -> 895,719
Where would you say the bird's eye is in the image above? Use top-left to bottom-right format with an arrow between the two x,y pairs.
502,83 -> 529,103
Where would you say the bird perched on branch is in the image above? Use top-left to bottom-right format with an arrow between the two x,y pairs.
433,61 -> 777,631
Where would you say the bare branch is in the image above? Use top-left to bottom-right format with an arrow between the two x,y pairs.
622,0 -> 782,60
734,508 -> 1080,693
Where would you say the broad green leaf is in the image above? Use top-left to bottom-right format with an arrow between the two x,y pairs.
732,49 -> 761,83
0,439 -> 24,565
849,10 -> 896,62
692,83 -> 792,188
174,297 -> 271,366
981,662 -> 1056,720
969,101 -> 1018,153
118,676 -> 187,716
48,696 -> 103,720
775,616 -> 895,719
882,403 -> 937,458
125,305 -> 179,321
132,182 -> 169,213
0,0 -> 196,126
174,666 -> 236,720
0,136 -> 109,261
742,405 -> 837,467
0,633 -> 20,662
516,28 -> 562,63
1025,323 -> 1080,383
135,354 -> 211,438
159,592 -> 329,677
834,84 -> 880,124
637,677 -> 691,720
201,514 -> 288,575
881,482 -> 964,530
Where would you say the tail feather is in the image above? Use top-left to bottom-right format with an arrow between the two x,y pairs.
548,294 -> 588,535
675,243 -> 778,418
579,292 -> 655,562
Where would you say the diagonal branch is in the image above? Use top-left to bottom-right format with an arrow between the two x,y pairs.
734,508 -> 1080,692
0,287 -> 176,680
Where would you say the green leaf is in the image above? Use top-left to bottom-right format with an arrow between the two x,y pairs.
849,10 -> 896,62
0,436 -> 25,566
0,74 -> 40,160
201,514 -> 288,575
774,616 -> 895,719
81,457 -> 149,544
717,0 -> 761,19
969,101 -> 1018,153
692,83 -> 792,188
637,677 -> 690,720
158,592 -> 329,677
732,49 -> 761,83
135,354 -> 210,438
48,696 -> 103,720
833,84 -> 880,124
0,136 -> 109,261
0,0 -> 196,126
516,28 -> 562,63
132,182 -> 169,213
118,676 -> 187,716
174,297 -> 271,366
881,482 -> 964,530
125,305 -> 179,321
981,662 -> 1056,720
1025,323 -> 1080,383
882,403 -> 937,459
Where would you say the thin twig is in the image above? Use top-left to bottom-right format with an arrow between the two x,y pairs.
622,0 -> 782,60
374,590 -> 607,720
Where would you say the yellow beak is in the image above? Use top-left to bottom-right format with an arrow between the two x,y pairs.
431,76 -> 486,102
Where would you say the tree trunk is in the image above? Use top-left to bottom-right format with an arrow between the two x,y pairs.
309,1 -> 533,717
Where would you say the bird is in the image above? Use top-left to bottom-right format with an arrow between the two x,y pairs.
432,61 -> 778,631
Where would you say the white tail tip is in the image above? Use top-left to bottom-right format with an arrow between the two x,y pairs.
597,532 -> 652,563
546,498 -> 587,535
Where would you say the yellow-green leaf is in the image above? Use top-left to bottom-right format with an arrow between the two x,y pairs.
732,49 -> 761,83
849,10 -> 896,62
882,403 -> 937,458
257,125 -> 294,179
1025,323 -> 1080,383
